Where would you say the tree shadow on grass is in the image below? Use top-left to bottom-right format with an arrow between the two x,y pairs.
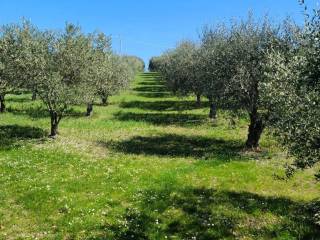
139,77 -> 162,81
0,125 -> 47,149
120,100 -> 209,111
141,72 -> 161,77
5,95 -> 33,103
113,112 -> 207,127
6,106 -> 84,119
92,187 -> 320,239
7,106 -> 50,119
137,92 -> 172,98
133,86 -> 168,93
134,74 -> 171,98
138,81 -> 166,86
103,134 -> 243,160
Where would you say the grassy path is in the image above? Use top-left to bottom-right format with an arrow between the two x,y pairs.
0,73 -> 319,239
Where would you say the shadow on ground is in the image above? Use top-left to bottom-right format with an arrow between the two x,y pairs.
120,100 -> 209,111
114,112 -> 207,126
90,187 -> 320,239
102,134 -> 242,160
138,81 -> 166,86
137,92 -> 172,98
0,125 -> 47,149
6,106 -> 84,119
5,95 -> 33,103
133,86 -> 168,93
134,73 -> 171,98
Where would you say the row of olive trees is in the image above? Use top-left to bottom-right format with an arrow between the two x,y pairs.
151,15 -> 284,149
122,55 -> 145,73
0,21 -> 138,137
150,8 -> 319,174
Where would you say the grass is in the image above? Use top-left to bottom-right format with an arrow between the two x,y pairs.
0,72 -> 319,239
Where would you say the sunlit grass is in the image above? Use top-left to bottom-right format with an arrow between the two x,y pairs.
0,73 -> 319,239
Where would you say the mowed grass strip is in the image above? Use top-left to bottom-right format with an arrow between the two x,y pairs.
0,72 -> 319,239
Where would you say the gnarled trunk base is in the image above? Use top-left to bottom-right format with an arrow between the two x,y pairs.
245,111 -> 264,149
0,95 -> 5,113
86,103 -> 93,117
32,91 -> 37,101
49,111 -> 60,138
101,96 -> 108,106
208,97 -> 216,119
196,94 -> 201,107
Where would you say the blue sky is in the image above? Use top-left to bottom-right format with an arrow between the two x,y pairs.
0,0 -> 319,65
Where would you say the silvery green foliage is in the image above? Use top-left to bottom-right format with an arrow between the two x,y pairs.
199,24 -> 232,102
148,56 -> 162,72
107,54 -> 133,97
226,16 -> 277,110
122,55 -> 145,74
156,41 -> 202,97
265,52 -> 319,169
93,52 -> 134,106
13,21 -> 48,94
263,8 -> 320,170
46,25 -> 92,106
172,41 -> 202,97
86,32 -> 113,104
84,32 -> 135,107
0,24 -> 20,106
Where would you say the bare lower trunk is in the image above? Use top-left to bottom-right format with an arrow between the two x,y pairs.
196,94 -> 201,107
0,94 -> 5,113
245,109 -> 264,149
32,90 -> 37,101
86,103 -> 93,116
208,97 -> 216,119
50,111 -> 60,138
101,96 -> 108,106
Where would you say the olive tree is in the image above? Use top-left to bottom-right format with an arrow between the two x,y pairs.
223,16 -> 278,148
122,55 -> 145,74
0,24 -> 19,112
263,6 -> 319,172
157,41 -> 204,105
96,54 -> 133,107
199,24 -> 232,118
20,24 -> 94,137
48,24 -> 94,136
85,33 -> 137,116
111,55 -> 134,95
155,52 -> 177,92
85,32 -> 112,116
13,21 -> 48,101
148,57 -> 162,72
174,41 -> 203,105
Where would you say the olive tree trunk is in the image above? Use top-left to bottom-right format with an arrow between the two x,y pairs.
0,94 -> 5,113
208,96 -> 217,119
32,90 -> 37,101
196,93 -> 201,107
49,111 -> 61,138
101,95 -> 108,106
245,109 -> 264,149
86,103 -> 93,116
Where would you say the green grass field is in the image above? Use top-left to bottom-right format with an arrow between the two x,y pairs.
0,73 -> 319,239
